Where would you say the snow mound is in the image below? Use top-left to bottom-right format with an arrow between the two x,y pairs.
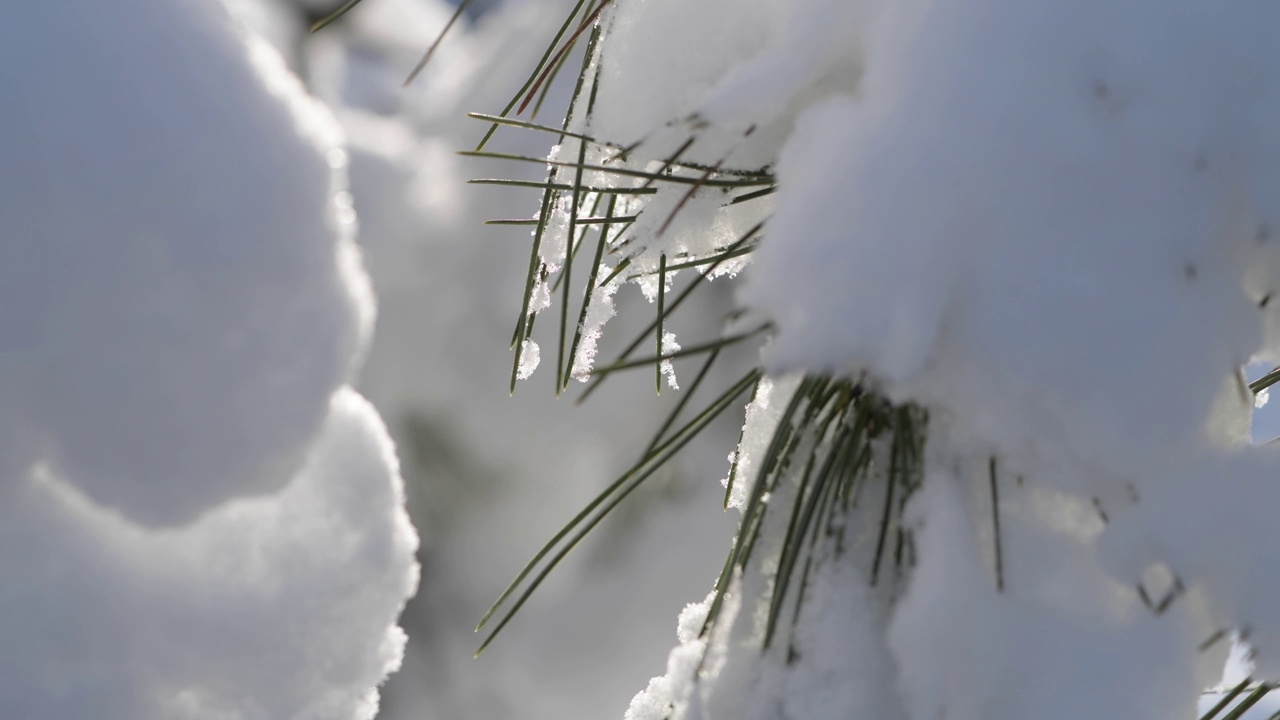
0,0 -> 371,526
0,1 -> 417,717
0,389 -> 418,720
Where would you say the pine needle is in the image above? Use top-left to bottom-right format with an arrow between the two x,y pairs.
404,0 -> 475,86
475,368 -> 761,655
473,0 -> 594,150
517,0 -> 615,115
1201,677 -> 1256,720
576,223 -> 764,403
460,150 -> 773,187
308,0 -> 365,33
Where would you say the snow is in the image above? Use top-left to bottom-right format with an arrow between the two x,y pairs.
556,0 -> 1280,718
517,339 -> 542,380
570,260 -> 622,382
1,0 -> 418,716
3,389 -> 417,719
737,4 -> 1280,713
0,0 -> 373,527
745,0 -> 1275,499
623,594 -> 714,720
659,332 -> 681,391
721,375 -> 800,511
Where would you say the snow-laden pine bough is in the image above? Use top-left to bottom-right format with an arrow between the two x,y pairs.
318,0 -> 1280,716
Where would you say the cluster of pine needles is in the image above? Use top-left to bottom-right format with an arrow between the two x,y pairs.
309,0 -> 1280,715
404,0 -> 927,661
421,0 -> 930,665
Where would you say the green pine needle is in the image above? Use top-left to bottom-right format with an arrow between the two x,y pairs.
575,223 -> 763,403
473,0 -> 594,151
1201,677 -> 1256,720
404,0 -> 475,86
516,0 -> 615,115
1221,682 -> 1276,720
461,150 -> 774,188
475,368 -> 761,655
468,178 -> 657,195
308,0 -> 364,33
587,323 -> 771,378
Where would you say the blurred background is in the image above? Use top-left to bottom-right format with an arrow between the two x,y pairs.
219,1 -> 747,717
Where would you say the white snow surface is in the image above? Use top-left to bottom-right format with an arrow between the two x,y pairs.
5,389 -> 418,720
1,1 -> 418,717
745,1 -> 1278,493
0,0 -> 373,527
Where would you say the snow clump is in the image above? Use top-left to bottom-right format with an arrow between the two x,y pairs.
0,1 -> 418,717
575,0 -> 1280,718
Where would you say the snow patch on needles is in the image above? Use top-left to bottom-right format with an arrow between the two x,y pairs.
518,339 -> 543,381
721,376 -> 801,510
0,1 -> 417,716
7,390 -> 418,720
747,0 -> 1273,495
659,332 -> 682,390
570,263 -> 622,382
624,594 -> 715,720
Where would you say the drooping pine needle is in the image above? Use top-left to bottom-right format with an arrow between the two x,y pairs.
517,0 -> 615,115
475,369 -> 761,655
644,348 -> 721,455
990,456 -> 1004,592
701,378 -> 815,637
870,420 -> 900,587
1250,365 -> 1280,394
1200,677 -> 1256,720
722,379 -> 763,510
474,0 -> 593,150
308,0 -> 364,33
529,40 -> 574,119
404,0 -> 475,86
764,394 -> 856,648
1219,682 -> 1275,720
1198,629 -> 1228,654
509,180 -> 558,393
